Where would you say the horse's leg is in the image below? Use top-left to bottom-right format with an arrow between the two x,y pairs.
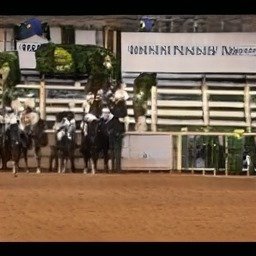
62,157 -> 67,173
12,160 -> 16,174
2,160 -> 7,170
57,153 -> 62,174
12,152 -> 20,175
54,148 -> 58,171
90,153 -> 98,175
12,160 -> 19,177
23,148 -> 29,173
49,146 -> 58,172
83,155 -> 89,174
1,148 -> 9,170
90,158 -> 95,174
1,155 -> 7,170
103,147 -> 109,173
49,147 -> 53,172
70,152 -> 75,173
115,140 -> 122,173
71,158 -> 75,173
11,146 -> 21,174
110,148 -> 115,172
115,142 -> 122,172
35,146 -> 41,174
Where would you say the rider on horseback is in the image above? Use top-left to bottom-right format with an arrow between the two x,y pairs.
19,98 -> 39,149
53,111 -> 76,142
3,105 -> 29,150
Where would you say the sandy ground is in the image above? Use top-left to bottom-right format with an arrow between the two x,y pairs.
0,171 -> 256,242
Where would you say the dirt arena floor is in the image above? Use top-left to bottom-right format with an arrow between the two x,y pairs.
0,171 -> 256,242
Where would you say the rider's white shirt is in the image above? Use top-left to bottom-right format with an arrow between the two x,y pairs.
5,112 -> 18,125
54,117 -> 76,141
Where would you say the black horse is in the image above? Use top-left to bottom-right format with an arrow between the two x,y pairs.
103,116 -> 125,172
19,110 -> 48,173
106,90 -> 127,172
57,130 -> 76,173
0,122 -> 11,170
30,118 -> 48,173
80,115 -> 125,173
50,111 -> 76,173
80,82 -> 127,173
6,123 -> 29,174
80,117 -> 103,174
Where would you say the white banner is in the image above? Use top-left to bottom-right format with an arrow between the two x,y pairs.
16,35 -> 48,69
121,32 -> 256,73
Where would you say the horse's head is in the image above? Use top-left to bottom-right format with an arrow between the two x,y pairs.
31,118 -> 48,147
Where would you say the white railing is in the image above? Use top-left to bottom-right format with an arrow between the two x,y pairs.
13,72 -> 256,131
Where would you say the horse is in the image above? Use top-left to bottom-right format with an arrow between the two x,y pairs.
104,116 -> 125,172
0,122 -> 11,170
19,109 -> 48,173
80,114 -> 102,174
6,123 -> 29,174
80,85 -> 114,174
80,89 -> 109,174
0,107 -> 29,173
51,111 -> 76,173
82,114 -> 125,174
105,84 -> 128,172
80,82 -> 128,173
30,118 -> 48,173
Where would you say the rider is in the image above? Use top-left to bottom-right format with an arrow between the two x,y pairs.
53,112 -> 76,142
109,81 -> 129,131
66,111 -> 76,140
3,105 -> 24,146
19,98 -> 39,149
4,106 -> 18,129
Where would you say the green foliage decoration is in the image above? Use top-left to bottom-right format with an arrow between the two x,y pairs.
0,51 -> 21,105
54,46 -> 74,73
35,43 -> 118,80
133,72 -> 156,118
0,51 -> 20,89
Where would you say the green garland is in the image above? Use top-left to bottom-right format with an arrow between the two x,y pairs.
0,51 -> 21,105
35,43 -> 55,74
133,73 -> 156,118
35,43 -> 118,79
0,51 -> 20,89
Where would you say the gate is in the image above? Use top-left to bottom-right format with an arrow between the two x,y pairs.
179,132 -> 256,176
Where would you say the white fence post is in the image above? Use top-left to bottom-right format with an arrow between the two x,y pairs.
151,84 -> 157,132
177,134 -> 182,172
39,74 -> 46,120
244,75 -> 251,132
202,75 -> 209,126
